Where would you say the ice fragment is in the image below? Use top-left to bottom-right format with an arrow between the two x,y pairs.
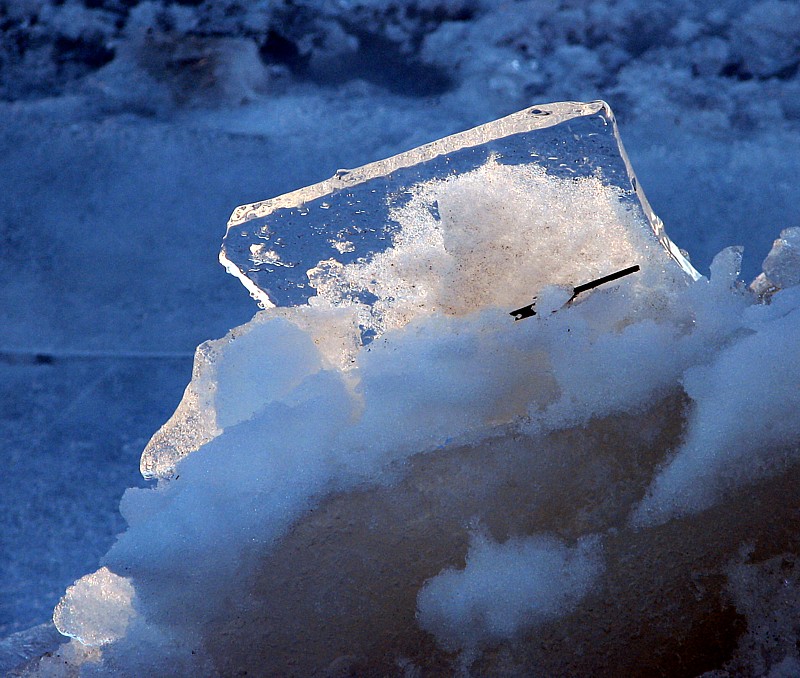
751,227 -> 800,296
221,101 -> 699,343
53,568 -> 135,647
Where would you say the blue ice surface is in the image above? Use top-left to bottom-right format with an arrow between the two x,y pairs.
0,358 -> 185,636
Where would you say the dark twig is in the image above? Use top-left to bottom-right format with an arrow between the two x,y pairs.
510,264 -> 640,321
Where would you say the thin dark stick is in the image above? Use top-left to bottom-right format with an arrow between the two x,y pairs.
510,264 -> 640,321
569,264 -> 640,300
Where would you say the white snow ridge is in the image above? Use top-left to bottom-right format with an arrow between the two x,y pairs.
31,101 -> 800,676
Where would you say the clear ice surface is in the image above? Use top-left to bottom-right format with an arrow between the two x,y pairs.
52,568 -> 134,647
221,100 -> 699,341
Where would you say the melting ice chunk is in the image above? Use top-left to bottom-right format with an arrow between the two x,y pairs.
221,101 -> 699,341
52,568 -> 135,647
143,100 -> 703,480
45,101 -> 800,677
751,227 -> 800,296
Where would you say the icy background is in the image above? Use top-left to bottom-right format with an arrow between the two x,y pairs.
1,0 -> 799,642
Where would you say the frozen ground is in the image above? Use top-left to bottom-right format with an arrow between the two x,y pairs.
1,0 -> 799,655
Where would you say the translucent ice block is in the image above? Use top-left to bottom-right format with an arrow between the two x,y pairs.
220,100 -> 699,341
143,100 -> 701,480
751,227 -> 800,296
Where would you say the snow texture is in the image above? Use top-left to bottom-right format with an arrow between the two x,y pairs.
416,533 -> 602,652
632,281 -> 800,526
708,548 -> 800,677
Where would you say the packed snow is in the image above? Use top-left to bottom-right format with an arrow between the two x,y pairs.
416,533 -> 603,653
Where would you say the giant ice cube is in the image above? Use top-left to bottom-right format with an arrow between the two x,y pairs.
142,100 -> 700,481
140,100 -> 702,482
